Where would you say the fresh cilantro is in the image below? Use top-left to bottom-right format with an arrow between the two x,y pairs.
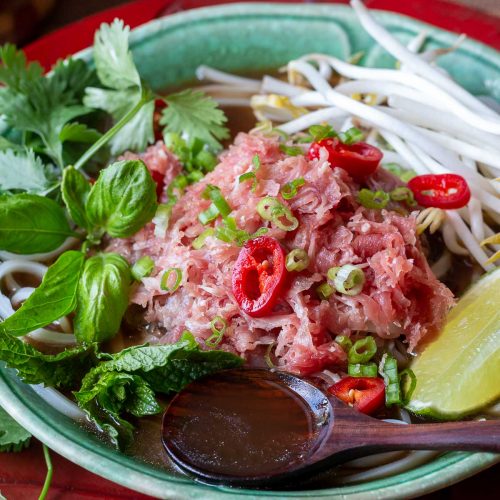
0,406 -> 32,452
0,43 -> 42,92
161,89 -> 229,150
74,331 -> 243,449
0,149 -> 54,194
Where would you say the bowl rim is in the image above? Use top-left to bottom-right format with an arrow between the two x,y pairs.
1,3 -> 499,499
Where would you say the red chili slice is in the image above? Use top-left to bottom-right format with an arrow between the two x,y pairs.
328,376 -> 385,415
232,236 -> 286,317
150,169 -> 165,200
407,173 -> 471,209
308,138 -> 383,180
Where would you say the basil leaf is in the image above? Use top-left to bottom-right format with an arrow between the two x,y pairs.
74,372 -> 160,449
74,252 -> 131,343
0,250 -> 84,337
0,193 -> 74,254
0,331 -> 96,388
61,166 -> 91,229
75,331 -> 242,449
85,160 -> 157,239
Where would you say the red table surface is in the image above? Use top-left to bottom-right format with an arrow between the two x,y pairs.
2,0 -> 499,498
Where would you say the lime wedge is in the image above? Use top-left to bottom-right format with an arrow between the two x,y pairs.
407,267 -> 500,419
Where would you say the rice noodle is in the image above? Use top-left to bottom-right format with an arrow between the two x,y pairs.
30,385 -> 86,421
0,237 -> 78,263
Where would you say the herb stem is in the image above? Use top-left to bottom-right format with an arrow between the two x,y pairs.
74,89 -> 149,171
38,444 -> 53,500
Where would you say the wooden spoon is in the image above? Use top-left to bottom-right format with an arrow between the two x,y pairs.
162,369 -> 500,487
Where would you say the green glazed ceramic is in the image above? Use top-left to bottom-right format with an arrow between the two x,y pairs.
0,3 -> 499,499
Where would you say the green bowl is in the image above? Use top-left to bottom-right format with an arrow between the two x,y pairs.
0,3 -> 499,498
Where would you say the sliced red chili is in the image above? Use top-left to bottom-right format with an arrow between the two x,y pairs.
407,173 -> 471,209
150,169 -> 165,200
232,236 -> 286,317
328,376 -> 385,415
308,138 -> 382,180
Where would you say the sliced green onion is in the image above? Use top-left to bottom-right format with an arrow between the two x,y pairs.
381,354 -> 401,406
308,124 -> 338,141
195,149 -> 217,172
152,203 -> 173,238
281,178 -> 306,200
202,185 -> 231,217
348,362 -> 378,378
348,336 -> 377,364
327,266 -> 340,282
256,196 -> 299,232
317,282 -> 334,300
340,127 -> 363,145
285,249 -> 309,272
279,144 -> 303,156
384,163 -> 417,183
334,334 -> 352,352
192,228 -> 215,249
131,256 -> 154,281
206,316 -> 227,348
399,368 -> 417,405
198,203 -> 220,225
390,187 -> 417,207
295,135 -> 314,144
160,268 -> 182,293
215,217 -> 267,246
334,264 -> 365,296
358,189 -> 390,209
239,171 -> 258,192
264,342 -> 276,368
274,128 -> 289,140
252,154 -> 261,170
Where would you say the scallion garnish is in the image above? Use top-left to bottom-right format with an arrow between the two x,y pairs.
281,178 -> 306,200
131,256 -> 154,281
238,171 -> 258,191
317,282 -> 334,300
256,196 -> 299,232
327,266 -> 340,282
206,316 -> 227,348
381,354 -> 401,406
264,342 -> 276,368
285,248 -> 310,272
358,189 -> 390,209
198,203 -> 220,225
333,264 -> 365,296
202,184 -> 232,217
348,336 -> 377,364
279,144 -> 303,157
399,368 -> 417,405
252,154 -> 261,170
348,362 -> 378,377
390,186 -> 417,207
339,126 -> 363,145
384,163 -> 417,183
215,216 -> 267,246
192,228 -> 215,249
335,334 -> 353,352
160,267 -> 182,293
309,124 -> 338,142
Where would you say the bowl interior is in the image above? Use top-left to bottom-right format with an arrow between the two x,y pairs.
1,3 -> 499,499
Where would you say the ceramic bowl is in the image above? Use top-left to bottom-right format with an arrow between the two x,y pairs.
1,3 -> 499,499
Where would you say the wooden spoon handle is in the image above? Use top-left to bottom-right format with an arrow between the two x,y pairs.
347,419 -> 500,454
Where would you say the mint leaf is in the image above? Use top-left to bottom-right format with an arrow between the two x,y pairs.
61,166 -> 91,229
0,251 -> 84,337
75,332 -> 243,449
0,194 -> 75,254
0,332 -> 96,388
0,149 -> 52,194
161,89 -> 229,150
74,253 -> 131,344
74,372 -> 160,448
0,406 -> 31,452
85,159 -> 157,238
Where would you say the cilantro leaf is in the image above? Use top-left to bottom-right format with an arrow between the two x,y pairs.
0,406 -> 32,452
0,43 -> 43,92
75,332 -> 243,449
92,19 -> 140,90
59,123 -> 102,145
0,331 -> 96,388
161,89 -> 229,149
0,149 -> 53,194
